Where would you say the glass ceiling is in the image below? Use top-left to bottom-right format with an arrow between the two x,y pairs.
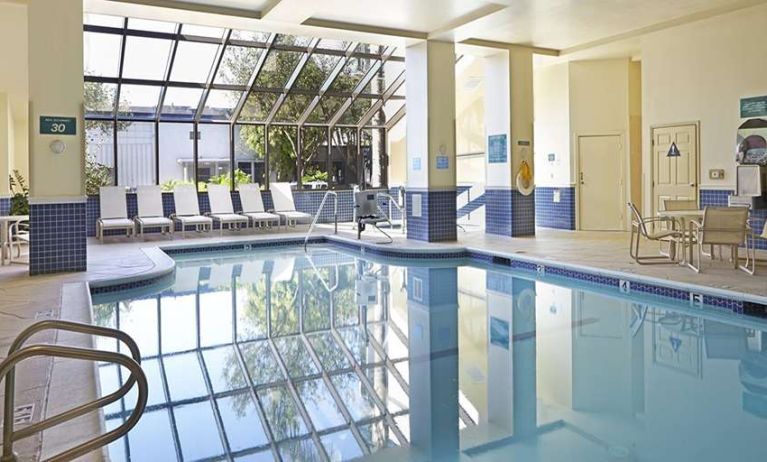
82,14 -> 406,128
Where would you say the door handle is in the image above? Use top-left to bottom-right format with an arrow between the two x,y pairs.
690,183 -> 696,187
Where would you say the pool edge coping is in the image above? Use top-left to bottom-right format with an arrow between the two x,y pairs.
85,234 -> 767,313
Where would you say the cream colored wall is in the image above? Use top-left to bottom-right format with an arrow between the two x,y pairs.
629,61 -> 642,206
0,2 -> 29,186
641,2 -> 767,210
28,0 -> 85,199
388,122 -> 406,187
13,116 -> 28,179
533,62 -> 570,186
0,93 -> 10,195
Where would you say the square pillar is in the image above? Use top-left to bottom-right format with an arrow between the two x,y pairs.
407,267 -> 459,460
484,49 -> 535,237
28,0 -> 87,274
486,272 -> 537,437
0,93 -> 11,215
405,41 -> 457,242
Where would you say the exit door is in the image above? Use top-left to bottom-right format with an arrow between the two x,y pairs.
578,135 -> 625,231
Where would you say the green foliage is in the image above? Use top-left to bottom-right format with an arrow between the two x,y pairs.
85,154 -> 113,195
227,41 -> 378,184
301,165 -> 328,184
160,178 -> 194,192
8,170 -> 29,216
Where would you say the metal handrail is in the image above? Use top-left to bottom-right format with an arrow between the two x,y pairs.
304,191 -> 338,251
376,193 -> 406,234
1,321 -> 148,462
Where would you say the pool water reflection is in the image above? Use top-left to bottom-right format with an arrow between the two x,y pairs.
92,246 -> 767,462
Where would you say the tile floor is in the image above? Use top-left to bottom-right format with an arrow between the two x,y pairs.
0,225 -> 765,461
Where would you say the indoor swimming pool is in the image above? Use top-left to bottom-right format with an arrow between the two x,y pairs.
91,245 -> 767,462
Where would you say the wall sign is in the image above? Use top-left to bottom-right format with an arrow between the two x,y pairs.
436,155 -> 449,169
412,157 -> 422,171
741,96 -> 767,118
40,116 -> 76,135
488,134 -> 507,163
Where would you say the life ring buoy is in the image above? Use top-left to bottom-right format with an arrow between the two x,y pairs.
516,160 -> 535,196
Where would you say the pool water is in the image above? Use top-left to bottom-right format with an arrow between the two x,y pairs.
92,245 -> 767,462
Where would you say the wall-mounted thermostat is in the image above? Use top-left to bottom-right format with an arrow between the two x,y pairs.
709,169 -> 725,180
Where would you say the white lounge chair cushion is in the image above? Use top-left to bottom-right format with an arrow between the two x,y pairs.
270,182 -> 299,212
239,183 -> 267,213
277,211 -> 312,221
99,218 -> 135,229
211,213 -> 249,223
244,212 -> 280,222
99,186 -> 129,220
174,185 -> 202,216
136,185 -> 166,218
174,215 -> 213,225
208,184 -> 236,214
136,216 -> 173,227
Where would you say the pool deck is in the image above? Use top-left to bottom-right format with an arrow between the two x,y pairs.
0,224 -> 765,461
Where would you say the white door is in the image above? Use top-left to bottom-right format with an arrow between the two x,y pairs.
652,124 -> 698,214
578,135 -> 624,231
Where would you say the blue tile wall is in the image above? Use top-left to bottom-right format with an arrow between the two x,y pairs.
406,266 -> 458,306
30,202 -> 87,275
85,189 -> 376,237
535,187 -> 575,230
485,188 -> 536,237
406,190 -> 457,242
0,197 -> 10,216
700,189 -> 767,250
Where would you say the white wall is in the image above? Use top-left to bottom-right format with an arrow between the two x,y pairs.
641,2 -> 767,208
534,63 -> 570,186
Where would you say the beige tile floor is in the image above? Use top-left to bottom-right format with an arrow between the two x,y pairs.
0,225 -> 764,461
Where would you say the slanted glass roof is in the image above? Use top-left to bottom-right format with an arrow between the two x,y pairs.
83,14 -> 406,128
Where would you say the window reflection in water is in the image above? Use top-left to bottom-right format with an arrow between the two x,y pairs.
93,249 -> 767,462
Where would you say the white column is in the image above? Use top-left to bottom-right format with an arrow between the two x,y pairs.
405,40 -> 457,241
27,0 -> 87,274
484,48 -> 535,236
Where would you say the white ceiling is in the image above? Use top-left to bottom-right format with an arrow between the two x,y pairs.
93,0 -> 765,54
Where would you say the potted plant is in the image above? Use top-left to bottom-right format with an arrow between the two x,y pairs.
8,170 -> 29,216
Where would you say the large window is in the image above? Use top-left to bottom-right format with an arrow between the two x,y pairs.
83,14 -> 405,193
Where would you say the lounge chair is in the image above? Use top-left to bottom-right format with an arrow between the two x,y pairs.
172,185 -> 213,238
96,186 -> 135,242
627,202 -> 683,264
270,182 -> 312,228
207,184 -> 249,236
238,183 -> 280,229
7,218 -> 29,264
135,185 -> 174,238
688,206 -> 750,273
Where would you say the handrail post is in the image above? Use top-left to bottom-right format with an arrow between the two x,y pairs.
304,190 -> 337,251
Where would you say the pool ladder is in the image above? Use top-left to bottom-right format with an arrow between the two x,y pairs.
304,191 -> 338,251
0,320 -> 147,462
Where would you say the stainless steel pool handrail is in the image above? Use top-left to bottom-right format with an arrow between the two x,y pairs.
304,191 -> 338,251
1,320 -> 148,462
376,192 -> 406,234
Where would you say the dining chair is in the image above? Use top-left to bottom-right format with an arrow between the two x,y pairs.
687,207 -> 750,273
627,202 -> 683,264
741,219 -> 767,275
663,199 -> 698,211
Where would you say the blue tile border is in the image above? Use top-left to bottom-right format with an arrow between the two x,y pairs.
0,197 -> 10,216
485,188 -> 535,237
30,201 -> 87,275
700,189 -> 767,250
535,187 -> 575,230
86,235 -> 767,320
405,190 -> 457,242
